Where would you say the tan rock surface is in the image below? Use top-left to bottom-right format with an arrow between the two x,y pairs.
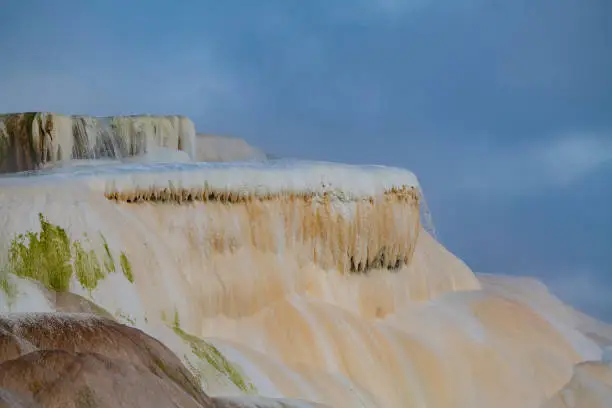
0,156 -> 610,407
0,313 -> 213,408
0,314 -> 326,408
541,361 -> 612,408
0,350 -> 208,408
0,388 -> 40,408
51,292 -> 115,320
195,134 -> 267,162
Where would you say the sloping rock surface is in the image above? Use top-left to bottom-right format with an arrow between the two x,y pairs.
541,361 -> 612,408
0,313 -> 212,408
0,313 -> 325,408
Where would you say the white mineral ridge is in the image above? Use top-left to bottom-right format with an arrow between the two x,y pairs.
0,153 -> 610,408
0,159 -> 421,200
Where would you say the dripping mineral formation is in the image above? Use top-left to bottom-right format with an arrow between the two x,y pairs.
0,112 -> 198,173
0,112 -> 611,408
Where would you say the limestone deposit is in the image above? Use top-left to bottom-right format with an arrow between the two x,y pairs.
195,134 -> 268,162
0,113 -> 610,408
0,314 -> 325,408
542,361 -> 612,408
0,113 -> 196,173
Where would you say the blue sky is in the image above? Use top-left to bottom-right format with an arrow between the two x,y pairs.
1,0 -> 610,319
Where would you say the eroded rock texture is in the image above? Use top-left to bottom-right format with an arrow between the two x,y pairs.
0,313 -> 212,408
0,314 -> 325,408
0,113 -> 196,173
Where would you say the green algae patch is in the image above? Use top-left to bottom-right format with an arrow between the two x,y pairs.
9,213 -> 73,291
73,240 -> 105,291
119,251 -> 134,283
170,316 -> 257,394
0,274 -> 17,306
101,234 -> 116,273
6,213 -> 135,293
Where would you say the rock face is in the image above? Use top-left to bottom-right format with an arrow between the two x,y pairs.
195,134 -> 267,162
0,113 -> 196,173
542,361 -> 612,408
0,111 -> 273,173
0,350 -> 209,408
1,143 -> 610,406
0,388 -> 40,408
0,314 -> 325,408
0,313 -> 213,408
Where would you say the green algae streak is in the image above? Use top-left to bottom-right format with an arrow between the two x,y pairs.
4,213 -> 134,294
170,311 -> 257,394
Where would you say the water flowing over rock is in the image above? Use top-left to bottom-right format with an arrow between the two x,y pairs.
0,113 -> 196,173
0,314 -> 322,408
0,112 -> 611,407
542,361 -> 612,408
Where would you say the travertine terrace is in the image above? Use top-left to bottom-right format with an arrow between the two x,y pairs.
0,112 -> 196,172
0,113 -> 611,408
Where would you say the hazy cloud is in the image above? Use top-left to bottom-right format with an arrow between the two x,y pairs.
452,133 -> 612,196
0,48 -> 242,119
543,266 -> 612,321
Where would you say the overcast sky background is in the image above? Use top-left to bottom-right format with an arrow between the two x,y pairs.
1,0 -> 610,320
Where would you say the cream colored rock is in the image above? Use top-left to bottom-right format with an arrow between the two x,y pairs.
541,361 -> 612,408
0,159 -> 609,408
121,147 -> 192,164
0,314 -> 334,408
195,134 -> 267,162
478,273 -> 611,357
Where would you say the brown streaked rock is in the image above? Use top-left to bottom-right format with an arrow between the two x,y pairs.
0,350 -> 208,408
0,313 -> 212,407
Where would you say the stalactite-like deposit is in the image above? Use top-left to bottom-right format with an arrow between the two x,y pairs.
0,113 -> 196,173
0,157 -> 609,408
107,187 -> 420,274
